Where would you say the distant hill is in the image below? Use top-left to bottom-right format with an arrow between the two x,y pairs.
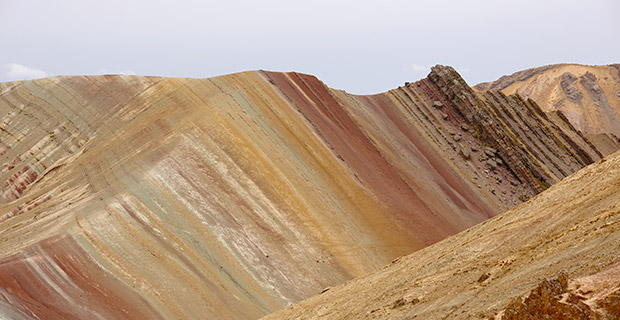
475,64 -> 620,138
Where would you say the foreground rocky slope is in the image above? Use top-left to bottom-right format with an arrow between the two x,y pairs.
476,63 -> 620,141
0,67 -> 611,318
265,151 -> 620,319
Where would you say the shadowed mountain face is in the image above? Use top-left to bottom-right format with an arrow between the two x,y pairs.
475,64 -> 620,140
0,66 -> 613,319
265,151 -> 620,320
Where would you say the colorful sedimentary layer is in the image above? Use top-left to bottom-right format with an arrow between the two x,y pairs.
0,67 -> 613,318
266,151 -> 620,320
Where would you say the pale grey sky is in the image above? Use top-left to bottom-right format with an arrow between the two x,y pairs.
1,0 -> 618,93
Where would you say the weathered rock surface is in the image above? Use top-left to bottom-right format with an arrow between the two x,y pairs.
0,67 -> 613,319
428,65 -> 609,195
476,63 -> 620,137
499,266 -> 620,319
561,72 -> 584,101
265,151 -> 620,319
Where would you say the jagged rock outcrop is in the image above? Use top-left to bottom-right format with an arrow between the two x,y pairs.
561,72 -> 583,101
500,272 -> 593,319
500,269 -> 620,319
0,67 -> 613,319
426,65 -> 604,194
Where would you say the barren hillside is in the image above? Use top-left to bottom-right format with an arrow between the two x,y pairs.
0,66 -> 612,319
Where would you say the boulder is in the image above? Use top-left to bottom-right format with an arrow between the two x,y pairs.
459,148 -> 471,160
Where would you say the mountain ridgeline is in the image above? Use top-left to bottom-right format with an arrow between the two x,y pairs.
0,65 -> 616,319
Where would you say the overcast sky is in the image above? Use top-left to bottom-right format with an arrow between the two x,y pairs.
1,0 -> 618,93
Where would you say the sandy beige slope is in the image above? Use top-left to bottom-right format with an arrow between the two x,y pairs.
265,151 -> 620,319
